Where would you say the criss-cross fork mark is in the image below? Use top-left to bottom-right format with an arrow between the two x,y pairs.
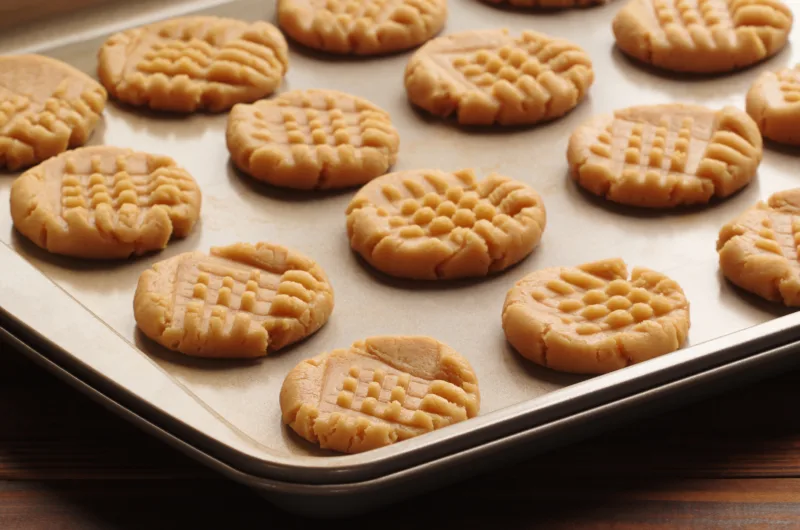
376,172 -> 537,243
58,155 -> 195,221
325,364 -> 431,420
0,80 -> 105,169
307,0 -> 442,28
651,0 -> 793,53
589,116 -> 701,183
170,255 -> 321,337
448,34 -> 589,101
778,67 -> 800,104
526,267 -> 683,336
746,212 -> 800,270
255,105 -> 371,148
318,359 -> 473,431
0,93 -> 31,130
309,0 -> 403,24
653,0 -> 734,35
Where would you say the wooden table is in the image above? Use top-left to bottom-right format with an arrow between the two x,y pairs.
1,337 -> 798,529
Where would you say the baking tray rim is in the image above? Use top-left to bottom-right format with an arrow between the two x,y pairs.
3,313 -> 800,517
3,241 -> 800,486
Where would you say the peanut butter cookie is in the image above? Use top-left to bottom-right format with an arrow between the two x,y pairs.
98,16 -> 289,112
746,64 -> 800,146
404,29 -> 594,125
280,336 -> 479,453
0,54 -> 106,170
718,189 -> 800,305
568,104 -> 763,208
227,89 -> 400,189
503,258 -> 690,374
10,146 -> 201,259
613,0 -> 793,73
134,242 -> 334,357
278,0 -> 447,55
346,169 -> 546,279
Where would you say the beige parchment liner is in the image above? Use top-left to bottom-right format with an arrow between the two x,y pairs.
0,0 -> 798,459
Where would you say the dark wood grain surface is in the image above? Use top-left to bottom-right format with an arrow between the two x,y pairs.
1,336 -> 799,529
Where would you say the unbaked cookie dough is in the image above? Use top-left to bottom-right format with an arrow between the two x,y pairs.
0,54 -> 106,170
10,146 -> 201,259
503,258 -> 690,374
278,0 -> 447,55
134,242 -> 334,357
405,29 -> 594,125
280,336 -> 479,453
346,168 -> 546,279
98,16 -> 289,112
718,189 -> 800,306
613,0 -> 793,73
226,89 -> 400,189
568,104 -> 763,208
746,64 -> 800,146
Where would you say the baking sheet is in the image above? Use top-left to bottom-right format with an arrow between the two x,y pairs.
1,0 -> 799,470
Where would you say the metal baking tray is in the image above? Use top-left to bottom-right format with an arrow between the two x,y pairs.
2,0 -> 800,516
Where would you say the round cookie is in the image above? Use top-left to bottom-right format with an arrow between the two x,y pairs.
482,0 -> 607,8
717,189 -> 800,306
98,16 -> 289,112
134,242 -> 334,358
277,0 -> 447,55
746,64 -> 800,146
567,104 -> 763,208
280,336 -> 479,453
10,146 -> 201,259
346,169 -> 546,279
404,29 -> 594,126
226,89 -> 400,189
612,0 -> 793,73
502,258 -> 690,374
0,55 -> 106,171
